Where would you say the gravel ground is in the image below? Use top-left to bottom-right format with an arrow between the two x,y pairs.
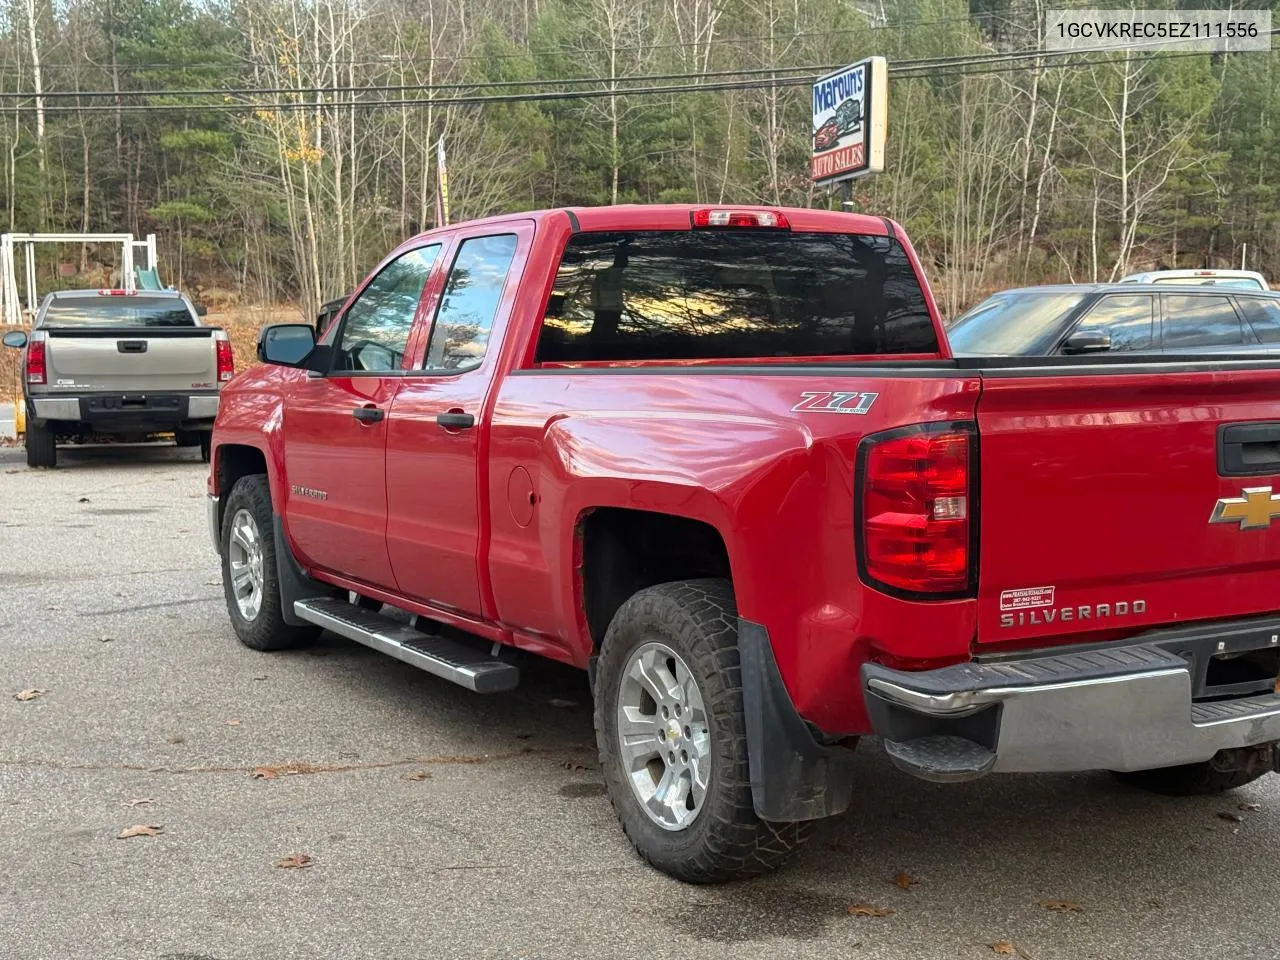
1,444 -> 1279,960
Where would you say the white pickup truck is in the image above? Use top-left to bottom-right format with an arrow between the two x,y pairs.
1,288 -> 234,467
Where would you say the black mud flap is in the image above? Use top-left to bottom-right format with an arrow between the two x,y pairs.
273,513 -> 340,625
739,619 -> 857,822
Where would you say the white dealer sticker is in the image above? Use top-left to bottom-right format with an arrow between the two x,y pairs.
999,586 -> 1056,611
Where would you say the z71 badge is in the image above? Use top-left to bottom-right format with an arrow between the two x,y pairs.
791,391 -> 878,415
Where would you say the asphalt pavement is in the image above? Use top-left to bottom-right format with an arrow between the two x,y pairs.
2,444 -> 1279,960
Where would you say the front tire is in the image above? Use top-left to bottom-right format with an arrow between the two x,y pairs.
594,579 -> 811,883
220,474 -> 317,651
25,420 -> 55,468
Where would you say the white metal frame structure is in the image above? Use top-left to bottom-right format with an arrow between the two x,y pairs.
0,232 -> 157,323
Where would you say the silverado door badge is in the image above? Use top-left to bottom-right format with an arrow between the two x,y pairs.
1210,486 -> 1280,530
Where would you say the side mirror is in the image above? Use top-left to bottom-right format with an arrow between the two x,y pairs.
1061,330 -> 1112,355
258,323 -> 317,367
2,330 -> 27,349
194,304 -> 208,317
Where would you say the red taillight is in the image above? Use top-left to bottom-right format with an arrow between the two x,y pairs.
859,427 -> 973,596
216,338 -> 234,382
691,208 -> 790,229
25,339 -> 45,384
97,288 -> 135,296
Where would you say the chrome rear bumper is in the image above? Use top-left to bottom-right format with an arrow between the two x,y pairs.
864,617 -> 1280,780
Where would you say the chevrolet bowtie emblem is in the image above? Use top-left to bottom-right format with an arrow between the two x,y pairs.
1210,486 -> 1280,530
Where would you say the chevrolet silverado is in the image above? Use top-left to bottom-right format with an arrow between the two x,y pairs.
207,204 -> 1280,883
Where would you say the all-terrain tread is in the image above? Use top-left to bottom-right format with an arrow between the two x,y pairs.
595,578 -> 811,884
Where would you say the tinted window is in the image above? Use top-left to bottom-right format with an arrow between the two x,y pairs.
41,296 -> 195,328
424,234 -> 518,371
1068,295 -> 1154,352
1161,295 -> 1244,349
947,291 -> 1081,355
535,231 -> 938,363
1238,298 -> 1280,344
335,245 -> 439,372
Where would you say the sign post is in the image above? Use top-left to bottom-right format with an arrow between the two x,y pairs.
811,56 -> 887,204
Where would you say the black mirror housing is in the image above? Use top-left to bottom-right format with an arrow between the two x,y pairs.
258,323 -> 317,367
1062,331 -> 1112,355
2,330 -> 28,349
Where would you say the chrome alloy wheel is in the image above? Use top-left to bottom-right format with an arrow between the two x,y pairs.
227,508 -> 265,622
616,641 -> 711,831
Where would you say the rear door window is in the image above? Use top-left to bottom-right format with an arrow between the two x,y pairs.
1237,297 -> 1280,344
423,234 -> 519,372
1160,294 -> 1247,349
1063,294 -> 1155,352
535,231 -> 938,362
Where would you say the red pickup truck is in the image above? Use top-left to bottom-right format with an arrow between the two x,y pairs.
208,204 -> 1280,883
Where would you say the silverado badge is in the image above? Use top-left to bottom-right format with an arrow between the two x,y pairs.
1210,486 -> 1280,530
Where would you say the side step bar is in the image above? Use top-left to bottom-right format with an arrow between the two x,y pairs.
293,598 -> 519,694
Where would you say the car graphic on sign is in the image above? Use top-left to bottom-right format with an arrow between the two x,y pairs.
813,118 -> 839,152
835,98 -> 863,136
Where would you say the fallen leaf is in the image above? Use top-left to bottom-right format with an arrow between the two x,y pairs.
1218,811 -> 1244,823
77,496 -> 90,503
120,797 -> 156,807
14,688 -> 47,701
276,853 -> 313,869
117,824 -> 162,839
989,943 -> 1017,956
515,733 -> 533,740
165,735 -> 185,745
93,636 -> 115,644
1239,802 -> 1262,813
548,698 -> 576,709
252,675 -> 268,681
406,772 -> 431,782
224,718 -> 242,726
847,904 -> 894,917
1038,899 -> 1082,912
177,528 -> 190,533
559,760 -> 591,771
891,871 -> 918,890
250,766 -> 279,779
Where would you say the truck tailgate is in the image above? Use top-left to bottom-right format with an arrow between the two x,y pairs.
976,363 -> 1280,645
44,328 -> 219,392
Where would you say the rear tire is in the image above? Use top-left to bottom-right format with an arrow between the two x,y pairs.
594,578 -> 811,883
220,474 -> 318,652
1113,761 -> 1270,796
25,420 -> 56,468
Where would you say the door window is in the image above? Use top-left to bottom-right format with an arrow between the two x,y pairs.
1161,295 -> 1246,349
1066,294 -> 1154,351
423,234 -> 518,372
334,245 -> 440,372
1237,297 -> 1280,344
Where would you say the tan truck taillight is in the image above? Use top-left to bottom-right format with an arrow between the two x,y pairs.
856,424 -> 976,599
216,338 -> 234,383
26,339 -> 46,384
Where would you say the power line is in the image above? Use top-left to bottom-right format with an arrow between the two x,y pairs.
4,34 -> 1244,104
15,44 -> 1258,115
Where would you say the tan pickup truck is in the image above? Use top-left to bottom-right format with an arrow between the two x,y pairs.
1,288 -> 234,467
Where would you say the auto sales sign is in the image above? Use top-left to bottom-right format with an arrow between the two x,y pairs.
811,56 -> 887,185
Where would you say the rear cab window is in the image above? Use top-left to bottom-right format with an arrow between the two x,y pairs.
535,230 -> 938,363
40,295 -> 196,328
1237,297 -> 1280,344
